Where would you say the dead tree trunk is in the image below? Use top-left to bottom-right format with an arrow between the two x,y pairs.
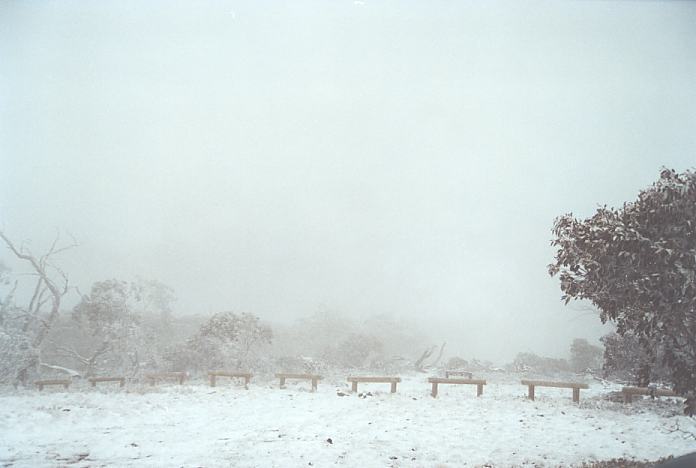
429,342 -> 447,368
414,346 -> 436,372
0,230 -> 74,384
414,342 -> 447,372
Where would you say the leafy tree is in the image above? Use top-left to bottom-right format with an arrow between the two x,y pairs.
185,312 -> 272,371
330,333 -> 384,368
67,280 -> 143,377
600,332 -> 670,384
52,278 -> 176,378
131,278 -> 176,326
569,338 -> 603,373
549,168 -> 696,407
0,328 -> 33,384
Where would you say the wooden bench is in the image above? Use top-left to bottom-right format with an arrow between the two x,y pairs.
35,379 -> 71,391
445,370 -> 473,379
145,372 -> 186,386
275,373 -> 322,392
88,377 -> 125,387
208,371 -> 252,389
521,380 -> 589,402
347,376 -> 401,393
429,377 -> 486,398
621,386 -> 677,403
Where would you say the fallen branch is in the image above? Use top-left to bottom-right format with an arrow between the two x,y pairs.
39,362 -> 81,378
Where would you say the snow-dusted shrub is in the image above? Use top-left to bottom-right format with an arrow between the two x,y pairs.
67,280 -> 145,377
271,311 -> 429,372
600,332 -> 671,385
0,327 -> 36,384
446,357 -> 469,370
273,355 -> 328,375
185,312 -> 273,372
509,352 -> 570,374
326,333 -> 384,369
569,338 -> 603,373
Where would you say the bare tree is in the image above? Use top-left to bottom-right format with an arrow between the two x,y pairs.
0,230 -> 76,384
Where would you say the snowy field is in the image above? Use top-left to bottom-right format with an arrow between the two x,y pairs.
0,373 -> 693,468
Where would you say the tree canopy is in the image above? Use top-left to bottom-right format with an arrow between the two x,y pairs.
549,168 -> 696,398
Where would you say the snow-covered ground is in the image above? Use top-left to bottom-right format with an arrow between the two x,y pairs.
0,373 -> 693,467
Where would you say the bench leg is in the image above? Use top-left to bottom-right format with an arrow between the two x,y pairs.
280,377 -> 286,389
390,382 -> 397,393
119,379 -> 125,387
210,375 -> 216,387
311,379 -> 317,392
38,385 -> 43,391
91,381 -> 96,387
477,384 -> 483,397
624,393 -> 632,404
245,377 -> 250,390
351,381 -> 358,393
431,382 -> 438,398
572,388 -> 580,403
528,385 -> 535,401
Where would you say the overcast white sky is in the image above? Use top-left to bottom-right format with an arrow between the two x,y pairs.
1,0 -> 695,362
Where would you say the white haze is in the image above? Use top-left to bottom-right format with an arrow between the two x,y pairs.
1,0 -> 695,363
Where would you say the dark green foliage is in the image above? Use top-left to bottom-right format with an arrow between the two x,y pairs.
600,332 -> 671,385
550,168 -> 696,411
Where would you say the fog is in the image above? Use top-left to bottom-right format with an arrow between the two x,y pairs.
2,0 -> 695,363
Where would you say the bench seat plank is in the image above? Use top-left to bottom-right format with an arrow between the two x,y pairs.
521,379 -> 588,402
145,372 -> 186,385
521,380 -> 589,389
621,386 -> 677,403
208,371 -> 252,388
346,376 -> 401,383
275,373 -> 322,392
35,380 -> 71,391
428,378 -> 486,397
445,371 -> 473,379
275,373 -> 322,380
347,376 -> 402,393
88,377 -> 125,387
429,378 -> 485,385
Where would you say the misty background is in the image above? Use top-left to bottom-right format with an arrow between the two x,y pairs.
1,0 -> 695,363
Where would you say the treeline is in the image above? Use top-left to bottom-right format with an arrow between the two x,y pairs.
0,229 -> 674,388
1,260 -> 437,382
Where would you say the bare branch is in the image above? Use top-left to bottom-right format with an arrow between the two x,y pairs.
663,420 -> 696,440
31,285 -> 48,316
0,230 -> 75,348
39,362 -> 81,378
